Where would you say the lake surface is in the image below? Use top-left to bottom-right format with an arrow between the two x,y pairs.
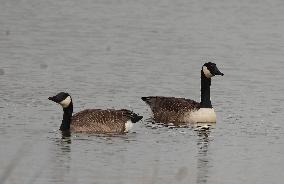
1,0 -> 284,183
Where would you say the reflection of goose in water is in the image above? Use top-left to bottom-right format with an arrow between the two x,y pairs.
47,137 -> 71,183
193,122 -> 216,131
196,130 -> 212,184
142,62 -> 223,125
48,92 -> 143,134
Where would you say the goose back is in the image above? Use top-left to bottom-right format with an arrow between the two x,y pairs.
70,109 -> 138,133
141,96 -> 200,124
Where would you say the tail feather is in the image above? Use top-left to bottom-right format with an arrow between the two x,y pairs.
141,97 -> 148,101
121,109 -> 143,123
141,96 -> 152,104
130,113 -> 143,123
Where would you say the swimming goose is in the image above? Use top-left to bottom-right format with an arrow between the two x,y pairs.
141,62 -> 223,124
48,92 -> 143,133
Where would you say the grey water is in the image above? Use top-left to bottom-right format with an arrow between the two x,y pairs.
1,0 -> 284,183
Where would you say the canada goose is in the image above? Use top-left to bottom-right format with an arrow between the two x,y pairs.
141,62 -> 223,124
48,92 -> 143,133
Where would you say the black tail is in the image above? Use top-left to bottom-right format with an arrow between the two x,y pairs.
141,96 -> 151,104
131,113 -> 143,123
141,97 -> 148,101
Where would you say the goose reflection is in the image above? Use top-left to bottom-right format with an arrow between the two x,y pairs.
48,134 -> 72,183
195,124 -> 214,184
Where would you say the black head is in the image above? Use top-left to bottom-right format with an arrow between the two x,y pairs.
202,62 -> 224,78
48,92 -> 72,108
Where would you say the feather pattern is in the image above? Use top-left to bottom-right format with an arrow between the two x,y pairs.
70,109 -> 141,133
49,92 -> 143,133
141,62 -> 223,125
141,96 -> 200,124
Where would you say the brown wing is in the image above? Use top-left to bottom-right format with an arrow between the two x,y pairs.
70,109 -> 132,133
141,96 -> 200,124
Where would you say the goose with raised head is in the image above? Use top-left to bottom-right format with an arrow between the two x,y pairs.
48,92 -> 143,133
141,62 -> 224,124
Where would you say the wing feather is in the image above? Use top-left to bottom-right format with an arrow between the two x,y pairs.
70,109 -> 133,133
142,96 -> 200,124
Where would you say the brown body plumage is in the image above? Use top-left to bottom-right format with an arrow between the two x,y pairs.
48,92 -> 143,134
141,96 -> 200,124
70,109 -> 138,133
141,62 -> 224,125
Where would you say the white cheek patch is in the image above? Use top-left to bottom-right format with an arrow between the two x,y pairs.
59,96 -> 71,108
202,66 -> 213,78
124,120 -> 133,132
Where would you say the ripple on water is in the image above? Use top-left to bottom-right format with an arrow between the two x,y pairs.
0,69 -> 4,75
144,119 -> 216,133
40,63 -> 48,69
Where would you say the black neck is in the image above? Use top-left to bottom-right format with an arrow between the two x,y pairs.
200,71 -> 212,108
60,102 -> 73,131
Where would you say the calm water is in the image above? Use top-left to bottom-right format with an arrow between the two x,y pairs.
1,0 -> 284,183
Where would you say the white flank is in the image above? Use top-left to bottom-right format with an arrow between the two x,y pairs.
184,108 -> 216,123
124,120 -> 133,132
59,96 -> 71,108
202,66 -> 214,78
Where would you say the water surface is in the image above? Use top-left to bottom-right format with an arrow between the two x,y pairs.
1,0 -> 284,183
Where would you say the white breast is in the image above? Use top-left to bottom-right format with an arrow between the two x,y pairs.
124,120 -> 133,132
184,108 -> 216,123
